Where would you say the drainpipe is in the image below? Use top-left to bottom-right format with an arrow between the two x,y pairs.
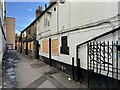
57,1 -> 59,33
20,32 -> 22,53
26,34 -> 28,55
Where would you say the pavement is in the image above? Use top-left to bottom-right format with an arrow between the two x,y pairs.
2,50 -> 87,88
0,63 -> 2,89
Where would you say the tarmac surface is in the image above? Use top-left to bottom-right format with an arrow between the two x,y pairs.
2,50 -> 87,88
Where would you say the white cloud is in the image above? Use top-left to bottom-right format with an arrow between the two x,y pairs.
27,8 -> 33,12
6,10 -> 8,14
15,30 -> 20,35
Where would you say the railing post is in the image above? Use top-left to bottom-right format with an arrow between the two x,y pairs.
49,38 -> 51,66
76,46 -> 80,82
116,41 -> 118,88
72,57 -> 74,80
77,58 -> 80,82
87,42 -> 90,88
99,41 -> 102,88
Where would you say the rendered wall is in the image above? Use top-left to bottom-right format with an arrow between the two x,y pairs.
37,1 -> 119,72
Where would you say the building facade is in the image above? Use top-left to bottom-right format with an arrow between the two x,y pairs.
0,0 -> 6,63
18,1 -> 120,88
21,23 -> 37,58
20,6 -> 43,59
36,1 -> 120,88
6,17 -> 15,50
0,0 -> 6,87
15,34 -> 21,51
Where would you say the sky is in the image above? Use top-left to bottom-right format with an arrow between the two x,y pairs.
6,1 -> 49,35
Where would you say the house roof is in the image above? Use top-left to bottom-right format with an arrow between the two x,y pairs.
21,2 -> 57,33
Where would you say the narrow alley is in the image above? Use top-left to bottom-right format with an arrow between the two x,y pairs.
1,0 -> 120,89
2,50 -> 87,88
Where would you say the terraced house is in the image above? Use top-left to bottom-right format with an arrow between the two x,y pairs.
36,1 -> 120,88
21,23 -> 37,57
20,6 -> 43,59
19,0 -> 120,88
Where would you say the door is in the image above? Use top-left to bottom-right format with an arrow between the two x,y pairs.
35,41 -> 39,59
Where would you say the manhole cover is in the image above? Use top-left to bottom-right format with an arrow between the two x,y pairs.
30,62 -> 47,68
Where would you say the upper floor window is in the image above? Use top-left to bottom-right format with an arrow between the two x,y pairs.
28,29 -> 31,34
24,31 -> 26,37
60,0 -> 65,4
44,17 -> 50,27
22,33 -> 24,38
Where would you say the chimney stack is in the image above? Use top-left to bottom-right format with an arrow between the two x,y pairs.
35,6 -> 43,18
38,6 -> 42,11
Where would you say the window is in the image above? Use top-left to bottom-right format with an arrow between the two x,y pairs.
60,0 -> 65,4
24,43 -> 26,49
22,33 -> 24,38
28,42 -> 31,50
42,39 -> 48,53
60,36 -> 69,55
48,21 -> 50,26
31,41 -> 34,50
44,17 -> 50,27
24,31 -> 26,37
54,7 -> 56,11
28,29 -> 31,34
51,39 -> 58,55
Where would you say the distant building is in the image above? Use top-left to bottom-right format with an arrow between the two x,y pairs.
21,23 -> 37,58
6,17 -> 15,50
20,6 -> 43,59
15,34 -> 21,51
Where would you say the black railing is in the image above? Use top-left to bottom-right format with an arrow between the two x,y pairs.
76,27 -> 120,88
87,41 -> 120,88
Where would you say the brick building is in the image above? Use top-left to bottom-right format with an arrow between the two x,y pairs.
6,17 -> 15,50
20,6 -> 43,59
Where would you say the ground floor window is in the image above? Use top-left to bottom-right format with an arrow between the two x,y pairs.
60,36 -> 69,55
51,39 -> 58,55
42,39 -> 48,54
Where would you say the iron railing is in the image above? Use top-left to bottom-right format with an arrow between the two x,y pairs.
87,41 -> 120,88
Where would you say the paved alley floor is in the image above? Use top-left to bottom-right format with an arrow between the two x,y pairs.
3,50 -> 87,88
0,64 -> 2,88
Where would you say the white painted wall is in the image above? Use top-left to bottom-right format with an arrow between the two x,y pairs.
0,26 -> 3,63
37,1 -> 120,78
0,0 -> 6,63
58,2 -> 118,31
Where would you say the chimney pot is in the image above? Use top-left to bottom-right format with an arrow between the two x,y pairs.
38,6 -> 42,11
45,4 -> 47,9
36,6 -> 43,18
